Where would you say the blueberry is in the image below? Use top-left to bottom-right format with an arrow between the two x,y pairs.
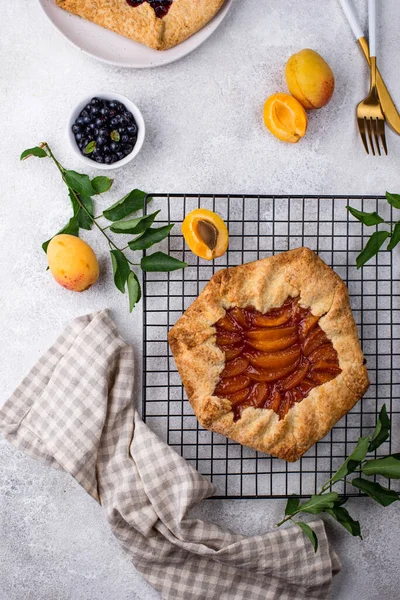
101,107 -> 110,117
80,109 -> 89,118
109,109 -> 117,118
91,97 -> 101,106
118,126 -> 127,135
76,116 -> 85,126
110,141 -> 119,152
84,125 -> 92,135
103,145 -> 111,154
108,100 -> 118,109
123,110 -> 133,122
96,135 -> 106,146
95,154 -> 104,163
75,132 -> 83,142
116,151 -> 125,161
72,124 -> 81,134
124,144 -> 134,155
115,102 -> 125,113
121,134 -> 129,144
110,117 -> 119,127
127,124 -> 137,135
80,138 -> 89,150
90,105 -> 100,116
104,155 -> 113,164
83,116 -> 91,125
98,128 -> 109,136
110,153 -> 119,163
129,135 -> 137,145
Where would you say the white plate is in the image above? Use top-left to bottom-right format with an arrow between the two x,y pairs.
38,0 -> 233,69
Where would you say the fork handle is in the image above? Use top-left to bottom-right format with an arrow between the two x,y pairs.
369,0 -> 377,57
339,0 -> 364,40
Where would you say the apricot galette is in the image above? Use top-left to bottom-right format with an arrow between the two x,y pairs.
55,0 -> 226,51
168,248 -> 369,462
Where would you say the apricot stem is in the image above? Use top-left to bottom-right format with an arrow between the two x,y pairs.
43,143 -> 136,267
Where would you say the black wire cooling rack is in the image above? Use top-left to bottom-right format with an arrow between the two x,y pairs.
142,194 -> 400,499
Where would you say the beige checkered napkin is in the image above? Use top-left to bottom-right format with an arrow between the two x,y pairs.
0,311 -> 341,600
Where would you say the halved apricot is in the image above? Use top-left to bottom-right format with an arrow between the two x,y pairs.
263,93 -> 308,144
182,209 -> 229,260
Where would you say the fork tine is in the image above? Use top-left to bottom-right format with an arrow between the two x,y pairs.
365,118 -> 375,156
373,119 -> 381,156
377,118 -> 388,155
357,117 -> 369,155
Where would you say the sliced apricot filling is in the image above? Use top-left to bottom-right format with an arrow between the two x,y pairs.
263,93 -> 308,144
213,298 -> 341,421
182,209 -> 229,261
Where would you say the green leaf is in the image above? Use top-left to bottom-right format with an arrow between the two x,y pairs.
330,436 -> 370,485
141,251 -> 187,273
110,211 -> 160,235
110,249 -> 130,293
351,477 -> 400,506
128,224 -> 174,251
299,492 -> 339,515
285,496 -> 300,516
42,216 -> 79,253
356,230 -> 390,268
103,189 -> 151,221
20,146 -> 47,160
65,170 -> 96,197
67,190 -> 94,230
295,522 -> 318,553
386,192 -> 400,209
84,141 -> 96,155
369,405 -> 391,452
91,176 -> 113,194
111,130 -> 120,142
78,196 -> 94,230
325,504 -> 362,538
387,222 -> 400,251
347,206 -> 385,226
362,454 -> 400,479
127,272 -> 141,312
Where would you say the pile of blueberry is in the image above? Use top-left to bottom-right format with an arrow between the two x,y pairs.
71,97 -> 139,165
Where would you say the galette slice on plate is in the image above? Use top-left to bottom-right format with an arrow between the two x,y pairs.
55,0 -> 226,50
168,248 -> 369,462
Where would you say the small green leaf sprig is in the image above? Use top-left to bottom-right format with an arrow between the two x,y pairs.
347,192 -> 400,268
277,405 -> 400,552
21,143 -> 186,311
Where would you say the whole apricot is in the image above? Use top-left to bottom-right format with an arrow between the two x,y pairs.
285,49 -> 335,110
263,93 -> 308,143
47,234 -> 99,292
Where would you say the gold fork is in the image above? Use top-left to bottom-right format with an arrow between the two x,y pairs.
356,0 -> 387,155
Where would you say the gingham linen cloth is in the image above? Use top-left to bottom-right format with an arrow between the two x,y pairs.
0,311 -> 341,600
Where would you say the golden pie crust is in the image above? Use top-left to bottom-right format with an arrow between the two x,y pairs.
55,0 -> 226,51
168,248 -> 369,462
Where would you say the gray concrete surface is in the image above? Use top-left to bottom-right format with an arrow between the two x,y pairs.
1,1 -> 400,598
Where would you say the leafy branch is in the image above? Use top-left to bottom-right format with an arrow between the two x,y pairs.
21,143 -> 187,311
277,405 -> 399,552
347,192 -> 400,268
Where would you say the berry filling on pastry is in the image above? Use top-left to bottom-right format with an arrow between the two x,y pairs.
213,298 -> 342,421
126,0 -> 173,19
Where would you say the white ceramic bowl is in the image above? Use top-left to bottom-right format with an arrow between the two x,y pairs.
67,91 -> 145,170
